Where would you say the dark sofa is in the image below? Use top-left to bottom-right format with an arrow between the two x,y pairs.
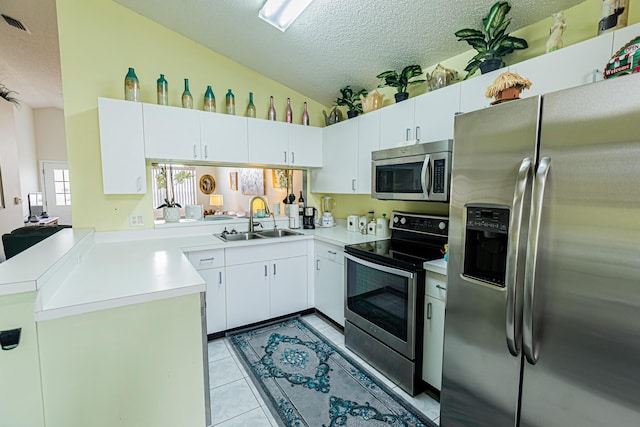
2,225 -> 71,260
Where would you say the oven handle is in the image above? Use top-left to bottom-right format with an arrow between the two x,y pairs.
421,154 -> 431,199
344,253 -> 415,279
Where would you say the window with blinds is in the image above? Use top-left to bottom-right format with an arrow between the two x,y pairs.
152,164 -> 197,208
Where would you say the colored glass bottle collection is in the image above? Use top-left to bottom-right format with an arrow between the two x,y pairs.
225,89 -> 235,115
156,74 -> 168,105
285,98 -> 293,123
246,92 -> 256,118
301,102 -> 309,125
268,96 -> 276,121
182,78 -> 193,109
204,86 -> 216,112
124,67 -> 140,102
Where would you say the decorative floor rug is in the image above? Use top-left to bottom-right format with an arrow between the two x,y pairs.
228,317 -> 437,427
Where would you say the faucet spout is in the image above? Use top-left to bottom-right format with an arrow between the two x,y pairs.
249,196 -> 270,233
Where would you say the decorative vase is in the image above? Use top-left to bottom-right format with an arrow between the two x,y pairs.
479,59 -> 503,74
225,89 -> 235,115
163,207 -> 180,222
182,78 -> 193,109
246,92 -> 256,118
204,85 -> 216,112
285,98 -> 293,123
361,90 -> 384,113
156,74 -> 168,105
394,92 -> 409,103
124,67 -> 140,102
347,110 -> 359,119
268,96 -> 276,121
301,101 -> 309,125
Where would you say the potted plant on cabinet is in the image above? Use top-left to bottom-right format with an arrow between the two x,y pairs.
376,65 -> 425,102
335,85 -> 368,118
155,164 -> 193,222
454,1 -> 528,78
0,83 -> 20,105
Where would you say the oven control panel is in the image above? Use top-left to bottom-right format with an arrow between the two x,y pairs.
391,212 -> 448,237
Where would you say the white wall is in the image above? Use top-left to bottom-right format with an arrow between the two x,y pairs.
0,101 -> 28,261
13,104 -> 38,217
34,108 -> 67,162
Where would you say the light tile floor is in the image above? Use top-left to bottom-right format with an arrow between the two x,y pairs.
208,313 -> 441,426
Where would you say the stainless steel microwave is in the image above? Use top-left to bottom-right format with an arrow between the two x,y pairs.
371,139 -> 453,201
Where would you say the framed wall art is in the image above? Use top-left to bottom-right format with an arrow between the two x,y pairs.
229,172 -> 238,191
240,168 -> 264,195
199,174 -> 216,194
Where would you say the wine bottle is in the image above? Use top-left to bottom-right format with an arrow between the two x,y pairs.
204,85 -> 216,112
225,89 -> 235,115
124,67 -> 140,102
268,96 -> 276,121
285,98 -> 293,123
298,191 -> 305,216
246,92 -> 256,118
156,74 -> 168,105
182,78 -> 193,109
301,101 -> 309,125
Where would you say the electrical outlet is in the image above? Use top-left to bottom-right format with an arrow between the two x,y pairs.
129,214 -> 144,227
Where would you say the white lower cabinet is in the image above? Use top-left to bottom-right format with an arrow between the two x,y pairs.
225,241 -> 308,329
422,271 -> 447,391
187,249 -> 226,335
313,241 -> 345,326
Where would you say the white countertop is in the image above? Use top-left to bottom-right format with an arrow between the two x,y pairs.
1,219 -> 382,321
424,258 -> 448,276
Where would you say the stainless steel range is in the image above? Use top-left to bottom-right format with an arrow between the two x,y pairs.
344,211 -> 448,396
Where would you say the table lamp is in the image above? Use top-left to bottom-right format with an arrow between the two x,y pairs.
209,194 -> 224,214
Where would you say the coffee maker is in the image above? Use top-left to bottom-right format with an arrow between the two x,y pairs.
303,207 -> 316,229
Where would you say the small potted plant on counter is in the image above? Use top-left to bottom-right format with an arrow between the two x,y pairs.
155,164 -> 193,222
376,64 -> 425,102
335,85 -> 368,118
454,1 -> 528,78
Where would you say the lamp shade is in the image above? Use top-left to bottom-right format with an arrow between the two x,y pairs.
209,195 -> 224,206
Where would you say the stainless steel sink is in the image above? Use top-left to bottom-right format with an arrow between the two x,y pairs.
256,229 -> 303,238
216,232 -> 265,242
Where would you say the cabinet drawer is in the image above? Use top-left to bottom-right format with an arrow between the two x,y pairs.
187,249 -> 225,270
425,271 -> 447,300
315,241 -> 344,264
226,240 -> 307,266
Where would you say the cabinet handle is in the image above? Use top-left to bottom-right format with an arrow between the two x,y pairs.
264,265 -> 268,277
291,152 -> 295,164
416,126 -> 421,143
316,259 -> 320,270
273,263 -> 277,275
352,179 -> 356,191
436,285 -> 447,291
218,271 -> 222,284
427,302 -> 432,320
136,176 -> 142,192
204,145 -> 209,159
193,144 -> 198,158
284,151 -> 287,163
328,250 -> 337,255
200,257 -> 215,262
406,128 -> 411,141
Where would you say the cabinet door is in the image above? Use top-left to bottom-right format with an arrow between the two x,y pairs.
270,256 -> 307,318
311,119 -> 358,193
143,103 -> 201,161
288,124 -> 322,167
379,99 -> 415,149
422,295 -> 446,390
200,112 -> 248,164
226,262 -> 270,329
199,268 -> 226,334
247,119 -> 289,165
413,84 -> 460,142
356,110 -> 380,194
314,257 -> 345,326
459,70 -> 501,113
98,98 -> 146,194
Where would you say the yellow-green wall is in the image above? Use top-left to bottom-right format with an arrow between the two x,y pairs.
55,0 -> 327,230
57,0 -> 640,229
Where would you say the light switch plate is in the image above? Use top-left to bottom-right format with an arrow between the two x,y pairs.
129,214 -> 144,227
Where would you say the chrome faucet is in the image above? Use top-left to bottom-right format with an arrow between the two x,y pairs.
248,196 -> 270,233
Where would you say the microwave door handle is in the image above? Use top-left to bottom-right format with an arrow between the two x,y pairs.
523,156 -> 551,366
421,154 -> 431,198
505,157 -> 532,357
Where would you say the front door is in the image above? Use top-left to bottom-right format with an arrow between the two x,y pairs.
41,161 -> 72,225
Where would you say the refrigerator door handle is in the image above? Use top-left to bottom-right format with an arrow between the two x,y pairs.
421,155 -> 431,198
506,157 -> 532,357
523,156 -> 551,365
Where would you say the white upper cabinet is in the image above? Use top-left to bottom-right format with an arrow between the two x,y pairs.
288,124 -> 322,168
413,84 -> 460,142
356,110 -> 380,194
143,104 -> 201,161
247,119 -> 322,167
311,119 -> 358,193
200,112 -> 248,164
98,98 -> 146,194
379,99 -> 416,149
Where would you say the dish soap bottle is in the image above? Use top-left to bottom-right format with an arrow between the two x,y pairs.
124,67 -> 140,102
156,74 -> 168,105
182,78 -> 193,109
204,85 -> 216,112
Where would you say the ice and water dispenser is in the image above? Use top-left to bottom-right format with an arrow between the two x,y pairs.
463,206 -> 510,287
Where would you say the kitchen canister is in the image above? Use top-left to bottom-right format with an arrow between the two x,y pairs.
367,221 -> 377,235
358,216 -> 368,231
347,215 -> 359,232
376,214 -> 390,238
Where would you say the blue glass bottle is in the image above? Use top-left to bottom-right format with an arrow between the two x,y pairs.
246,92 -> 256,118
157,74 -> 168,105
182,78 -> 193,109
225,89 -> 235,115
124,67 -> 140,102
204,85 -> 216,112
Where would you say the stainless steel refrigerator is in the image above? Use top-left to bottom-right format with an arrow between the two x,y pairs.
440,73 -> 640,426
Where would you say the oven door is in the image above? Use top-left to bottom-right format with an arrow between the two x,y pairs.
344,253 -> 422,359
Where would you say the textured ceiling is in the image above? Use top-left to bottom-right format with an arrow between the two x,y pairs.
0,0 -> 588,109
